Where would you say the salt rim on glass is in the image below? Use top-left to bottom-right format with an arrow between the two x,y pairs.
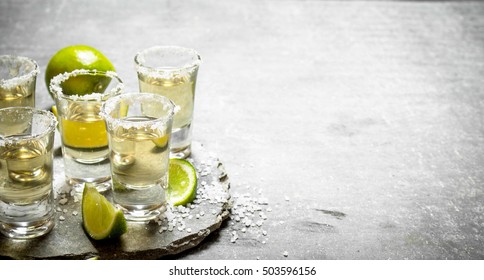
0,55 -> 39,90
134,46 -> 201,80
100,92 -> 177,131
49,69 -> 124,101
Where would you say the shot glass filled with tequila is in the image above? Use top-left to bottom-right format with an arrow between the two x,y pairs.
0,55 -> 39,109
101,92 -> 175,221
134,46 -> 201,159
0,107 -> 57,239
50,70 -> 123,192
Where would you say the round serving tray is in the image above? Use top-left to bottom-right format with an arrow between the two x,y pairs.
0,142 -> 231,259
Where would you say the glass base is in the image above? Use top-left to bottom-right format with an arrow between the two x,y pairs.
63,154 -> 111,192
67,176 -> 111,193
0,214 -> 55,239
116,203 -> 166,222
170,144 -> 191,159
112,180 -> 167,222
170,124 -> 192,159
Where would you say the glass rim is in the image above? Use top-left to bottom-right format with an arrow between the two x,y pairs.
101,92 -> 176,128
49,69 -> 124,101
0,107 -> 57,142
0,55 -> 40,89
134,45 -> 201,74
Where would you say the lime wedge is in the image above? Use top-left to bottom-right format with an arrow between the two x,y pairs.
119,100 -> 129,118
82,183 -> 127,240
167,159 -> 197,206
51,105 -> 58,118
152,134 -> 169,148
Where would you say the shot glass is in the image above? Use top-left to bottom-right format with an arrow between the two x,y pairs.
0,55 -> 39,109
50,69 -> 123,192
0,107 -> 57,239
101,92 -> 175,221
134,46 -> 201,159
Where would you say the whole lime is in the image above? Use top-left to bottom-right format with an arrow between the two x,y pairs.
45,45 -> 115,96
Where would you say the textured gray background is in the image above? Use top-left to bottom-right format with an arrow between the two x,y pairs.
1,0 -> 484,259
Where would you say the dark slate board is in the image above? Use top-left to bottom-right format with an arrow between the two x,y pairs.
0,142 -> 231,259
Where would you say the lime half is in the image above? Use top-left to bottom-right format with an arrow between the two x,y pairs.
82,183 -> 127,240
167,159 -> 197,206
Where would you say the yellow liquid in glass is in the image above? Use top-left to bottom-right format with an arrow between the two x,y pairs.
61,117 -> 108,148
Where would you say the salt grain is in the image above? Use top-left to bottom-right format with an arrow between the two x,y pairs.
59,198 -> 68,205
230,231 -> 238,243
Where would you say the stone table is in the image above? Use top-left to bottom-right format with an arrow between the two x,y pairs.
1,0 -> 484,259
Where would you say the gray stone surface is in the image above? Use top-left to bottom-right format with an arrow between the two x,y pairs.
1,0 -> 484,259
0,143 -> 231,259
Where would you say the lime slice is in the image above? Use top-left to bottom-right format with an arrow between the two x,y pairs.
167,159 -> 197,206
119,100 -> 129,118
51,105 -> 58,118
152,135 -> 169,148
82,183 -> 127,240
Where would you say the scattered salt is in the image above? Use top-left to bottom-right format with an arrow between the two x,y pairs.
230,231 -> 238,243
58,198 -> 68,205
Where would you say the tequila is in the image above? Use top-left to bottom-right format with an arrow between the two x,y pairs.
138,74 -> 194,130
51,69 -> 123,192
60,102 -> 109,163
0,84 -> 35,109
102,92 -> 175,221
0,55 -> 39,109
135,46 -> 201,158
0,139 -> 53,204
0,107 -> 56,239
110,116 -> 170,220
